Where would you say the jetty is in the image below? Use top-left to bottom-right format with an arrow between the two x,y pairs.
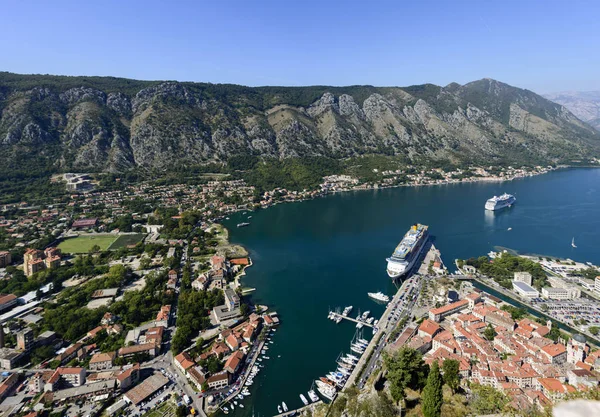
328,311 -> 374,328
272,400 -> 324,417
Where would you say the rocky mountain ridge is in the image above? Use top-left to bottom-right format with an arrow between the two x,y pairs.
0,72 -> 598,174
543,91 -> 600,131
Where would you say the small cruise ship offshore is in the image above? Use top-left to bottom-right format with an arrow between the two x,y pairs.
485,193 -> 516,211
386,224 -> 429,278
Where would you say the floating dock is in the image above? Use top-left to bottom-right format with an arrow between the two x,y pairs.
328,311 -> 374,328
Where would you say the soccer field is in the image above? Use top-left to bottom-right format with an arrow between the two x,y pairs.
108,233 -> 146,250
58,235 -> 118,254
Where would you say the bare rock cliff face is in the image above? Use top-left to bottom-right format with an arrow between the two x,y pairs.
0,73 -> 598,174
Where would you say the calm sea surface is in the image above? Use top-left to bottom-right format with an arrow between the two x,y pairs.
221,168 -> 600,416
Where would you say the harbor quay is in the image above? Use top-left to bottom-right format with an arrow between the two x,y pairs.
308,241 -> 436,406
213,337 -> 267,414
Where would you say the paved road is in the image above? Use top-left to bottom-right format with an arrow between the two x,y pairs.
354,276 -> 423,389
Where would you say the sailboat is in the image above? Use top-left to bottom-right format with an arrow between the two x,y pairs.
572,237 -> 577,248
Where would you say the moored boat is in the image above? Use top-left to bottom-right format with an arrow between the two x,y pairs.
386,224 -> 429,278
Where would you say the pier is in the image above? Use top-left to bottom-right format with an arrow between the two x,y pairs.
328,311 -> 374,328
272,400 -> 324,417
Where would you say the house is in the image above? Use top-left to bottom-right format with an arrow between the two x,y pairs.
537,378 -> 576,401
87,326 -> 105,339
89,352 -> 116,371
117,343 -> 157,358
225,334 -> 242,351
224,351 -> 245,375
242,326 -> 255,343
0,373 -> 19,401
155,305 -> 171,327
23,247 -> 62,277
101,312 -> 116,325
0,251 -> 11,268
540,344 -> 567,365
0,294 -> 17,313
174,352 -> 195,375
567,368 -> 598,388
418,319 -> 441,339
71,218 -> 98,229
429,299 -> 469,322
188,366 -> 206,390
207,371 -> 229,389
192,274 -> 208,291
116,363 -> 140,391
44,367 -> 86,392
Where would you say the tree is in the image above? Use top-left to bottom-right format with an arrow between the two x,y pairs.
483,324 -> 497,341
176,405 -> 188,417
240,303 -> 250,317
442,359 -> 460,393
384,347 -> 428,402
470,383 -> 508,414
422,361 -> 443,417
196,337 -> 205,349
589,326 -> 599,336
201,381 -> 209,392
140,257 -> 152,270
89,244 -> 101,254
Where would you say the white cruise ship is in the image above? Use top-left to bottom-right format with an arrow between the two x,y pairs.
485,193 -> 516,211
386,224 -> 429,278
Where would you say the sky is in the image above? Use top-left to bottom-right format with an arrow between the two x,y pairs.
2,0 -> 599,94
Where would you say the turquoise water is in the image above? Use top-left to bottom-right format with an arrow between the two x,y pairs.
222,168 -> 600,416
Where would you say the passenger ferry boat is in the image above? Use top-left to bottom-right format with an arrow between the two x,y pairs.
485,193 -> 516,211
386,224 -> 429,278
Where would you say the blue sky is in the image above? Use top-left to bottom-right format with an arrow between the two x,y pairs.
2,0 -> 599,93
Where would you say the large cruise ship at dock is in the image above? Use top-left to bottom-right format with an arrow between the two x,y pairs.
386,224 -> 429,278
485,193 -> 516,211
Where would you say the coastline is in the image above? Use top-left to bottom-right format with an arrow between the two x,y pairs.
216,165 -> 566,223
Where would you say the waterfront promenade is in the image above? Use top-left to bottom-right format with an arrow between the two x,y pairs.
212,337 -> 267,414
345,273 -> 417,387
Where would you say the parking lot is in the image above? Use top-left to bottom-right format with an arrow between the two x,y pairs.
531,298 -> 600,326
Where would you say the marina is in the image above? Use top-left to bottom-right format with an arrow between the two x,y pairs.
223,167 -> 600,417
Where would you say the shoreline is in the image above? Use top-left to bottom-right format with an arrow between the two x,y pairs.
216,165 -> 564,224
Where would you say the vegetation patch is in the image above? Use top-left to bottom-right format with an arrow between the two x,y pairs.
143,401 -> 176,417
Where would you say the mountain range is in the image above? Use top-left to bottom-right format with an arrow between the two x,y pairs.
0,72 -> 598,175
543,91 -> 600,131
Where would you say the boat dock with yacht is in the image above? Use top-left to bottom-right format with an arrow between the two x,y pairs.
327,310 -> 375,328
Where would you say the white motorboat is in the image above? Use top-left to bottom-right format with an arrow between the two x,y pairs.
300,393 -> 309,405
368,292 -> 390,302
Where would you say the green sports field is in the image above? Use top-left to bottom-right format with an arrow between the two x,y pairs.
58,233 -> 145,254
108,233 -> 146,250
